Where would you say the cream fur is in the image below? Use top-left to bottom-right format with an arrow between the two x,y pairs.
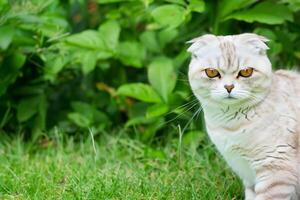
188,33 -> 300,200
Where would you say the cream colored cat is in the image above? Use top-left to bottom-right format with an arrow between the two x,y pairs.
187,33 -> 300,200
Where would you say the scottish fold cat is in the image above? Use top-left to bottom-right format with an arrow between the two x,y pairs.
188,33 -> 300,200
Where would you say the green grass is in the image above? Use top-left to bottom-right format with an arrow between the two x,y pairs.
0,131 -> 243,200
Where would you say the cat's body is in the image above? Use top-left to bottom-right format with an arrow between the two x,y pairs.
206,70 -> 300,200
188,34 -> 300,200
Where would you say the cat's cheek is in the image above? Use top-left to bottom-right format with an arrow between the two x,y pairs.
191,77 -> 215,88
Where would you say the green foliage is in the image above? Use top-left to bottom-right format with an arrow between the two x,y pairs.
0,52 -> 26,95
148,57 -> 177,102
225,2 -> 293,24
151,4 -> 186,29
0,0 -> 300,140
117,83 -> 162,103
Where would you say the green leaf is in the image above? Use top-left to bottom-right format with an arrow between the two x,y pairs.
148,57 -> 177,102
63,29 -> 116,73
0,0 -> 8,5
225,2 -> 293,24
141,117 -> 164,142
0,53 -> 26,96
33,94 -> 47,132
254,28 -> 282,55
117,41 -> 146,68
282,0 -> 300,12
140,31 -> 160,53
97,0 -> 134,3
69,101 -> 109,128
146,103 -> 169,118
158,28 -> 178,48
165,0 -> 186,6
117,83 -> 162,103
81,51 -> 98,74
68,113 -> 91,128
174,49 -> 190,69
219,0 -> 258,18
17,97 -> 39,122
182,131 -> 204,146
254,28 -> 277,40
16,94 -> 47,130
124,116 -> 164,141
71,102 -> 94,115
151,5 -> 186,29
38,14 -> 69,37
98,20 -> 121,52
44,53 -> 69,81
188,0 -> 205,13
182,131 -> 205,153
294,51 -> 300,59
0,26 -> 14,50
125,116 -> 157,127
64,30 -> 106,50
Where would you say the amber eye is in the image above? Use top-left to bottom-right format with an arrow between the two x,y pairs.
238,68 -> 254,78
204,68 -> 220,78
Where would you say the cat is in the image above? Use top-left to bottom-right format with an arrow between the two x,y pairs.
187,33 -> 300,200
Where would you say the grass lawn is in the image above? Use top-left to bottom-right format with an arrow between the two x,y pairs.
0,131 -> 243,200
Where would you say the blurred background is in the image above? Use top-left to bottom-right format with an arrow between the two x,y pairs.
1,0 -> 300,142
1,0 -> 300,199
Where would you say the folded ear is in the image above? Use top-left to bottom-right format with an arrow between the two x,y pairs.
187,34 -> 217,56
237,33 -> 269,55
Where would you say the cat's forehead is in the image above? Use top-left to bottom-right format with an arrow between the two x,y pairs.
190,35 -> 240,59
197,39 -> 241,71
188,33 -> 269,58
205,36 -> 240,55
216,35 -> 235,42
188,34 -> 271,73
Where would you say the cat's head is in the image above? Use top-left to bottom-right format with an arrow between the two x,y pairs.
188,33 -> 273,107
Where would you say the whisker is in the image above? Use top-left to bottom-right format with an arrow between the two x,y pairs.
178,70 -> 188,78
181,106 -> 204,134
160,101 -> 200,126
177,79 -> 190,84
165,98 -> 198,115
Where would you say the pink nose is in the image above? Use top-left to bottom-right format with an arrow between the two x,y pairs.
224,84 -> 234,93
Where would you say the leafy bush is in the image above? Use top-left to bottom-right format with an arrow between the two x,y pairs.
0,0 -> 300,140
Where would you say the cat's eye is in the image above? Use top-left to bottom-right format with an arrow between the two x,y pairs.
238,67 -> 253,78
204,68 -> 220,78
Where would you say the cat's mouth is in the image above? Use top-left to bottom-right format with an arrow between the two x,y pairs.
222,95 -> 240,104
224,95 -> 238,100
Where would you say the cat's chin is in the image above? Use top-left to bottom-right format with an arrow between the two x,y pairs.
220,97 -> 243,105
197,95 -> 254,107
223,96 -> 239,102
205,96 -> 247,106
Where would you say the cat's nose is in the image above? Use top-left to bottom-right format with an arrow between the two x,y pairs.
224,84 -> 234,93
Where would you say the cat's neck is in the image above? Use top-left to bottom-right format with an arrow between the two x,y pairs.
202,93 -> 273,131
203,103 -> 253,129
